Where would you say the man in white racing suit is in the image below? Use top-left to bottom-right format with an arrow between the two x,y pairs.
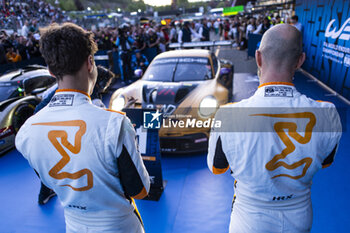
208,24 -> 342,233
15,23 -> 150,233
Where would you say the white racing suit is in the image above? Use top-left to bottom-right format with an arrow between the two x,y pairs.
208,82 -> 342,233
16,89 -> 150,233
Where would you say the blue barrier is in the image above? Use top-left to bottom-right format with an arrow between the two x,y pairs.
295,0 -> 350,101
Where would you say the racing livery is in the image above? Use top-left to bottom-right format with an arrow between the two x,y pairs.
0,65 -> 55,155
109,49 -> 234,153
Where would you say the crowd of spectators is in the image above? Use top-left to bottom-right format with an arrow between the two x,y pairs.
0,0 -> 68,30
0,0 -> 69,65
215,14 -> 302,50
0,29 -> 41,64
0,0 -> 302,76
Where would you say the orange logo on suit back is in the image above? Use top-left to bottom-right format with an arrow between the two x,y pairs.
251,112 -> 316,180
33,120 -> 93,191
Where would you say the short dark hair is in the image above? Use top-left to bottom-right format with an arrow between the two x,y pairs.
39,23 -> 98,79
291,15 -> 299,21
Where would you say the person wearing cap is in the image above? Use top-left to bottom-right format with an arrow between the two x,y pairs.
131,49 -> 149,75
146,28 -> 159,62
116,24 -> 135,82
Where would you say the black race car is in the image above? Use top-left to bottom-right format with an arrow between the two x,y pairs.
0,65 -> 56,155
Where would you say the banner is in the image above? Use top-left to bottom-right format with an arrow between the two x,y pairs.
124,108 -> 165,201
295,0 -> 350,100
223,5 -> 244,16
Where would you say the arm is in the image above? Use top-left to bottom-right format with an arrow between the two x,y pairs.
115,37 -> 120,47
207,133 -> 230,174
198,27 -> 203,39
143,55 -> 149,66
140,41 -> 146,51
207,109 -> 230,174
117,117 -> 150,199
127,36 -> 135,45
178,30 -> 183,43
321,104 -> 342,168
253,24 -> 262,34
130,55 -> 137,70
149,36 -> 160,48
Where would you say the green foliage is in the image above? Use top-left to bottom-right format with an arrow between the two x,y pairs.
59,0 -> 77,11
177,0 -> 189,8
216,2 -> 226,8
126,0 -> 146,12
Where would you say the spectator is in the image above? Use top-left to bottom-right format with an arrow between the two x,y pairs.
254,17 -> 272,35
291,15 -> 302,32
275,15 -> 284,25
0,35 -> 8,64
6,47 -> 22,63
214,19 -> 220,35
169,22 -> 178,43
116,24 -> 134,82
26,32 -> 41,58
146,28 -> 160,61
199,18 -> 210,42
16,36 -> 28,60
246,17 -> 256,39
22,21 -> 30,37
135,27 -> 147,52
178,21 -> 192,43
131,49 -> 149,74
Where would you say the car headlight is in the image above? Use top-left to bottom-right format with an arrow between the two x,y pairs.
111,95 -> 125,111
199,96 -> 218,117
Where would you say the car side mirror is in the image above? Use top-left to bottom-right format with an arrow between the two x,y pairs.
134,69 -> 143,78
218,67 -> 232,88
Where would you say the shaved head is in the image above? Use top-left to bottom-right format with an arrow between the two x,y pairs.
258,24 -> 303,72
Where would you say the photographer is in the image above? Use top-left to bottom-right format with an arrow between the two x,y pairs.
115,24 -> 135,83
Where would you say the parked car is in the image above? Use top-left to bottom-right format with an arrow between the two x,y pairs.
109,49 -> 234,153
0,65 -> 55,155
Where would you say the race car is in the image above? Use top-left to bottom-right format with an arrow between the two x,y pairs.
109,49 -> 234,153
0,65 -> 55,155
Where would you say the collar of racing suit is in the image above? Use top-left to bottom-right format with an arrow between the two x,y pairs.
254,82 -> 299,98
258,82 -> 294,88
56,89 -> 91,99
53,89 -> 92,106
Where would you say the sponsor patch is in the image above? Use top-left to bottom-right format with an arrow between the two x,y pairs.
264,86 -> 293,97
49,94 -> 74,107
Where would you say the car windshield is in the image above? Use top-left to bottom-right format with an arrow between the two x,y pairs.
0,83 -> 18,102
143,57 -> 212,82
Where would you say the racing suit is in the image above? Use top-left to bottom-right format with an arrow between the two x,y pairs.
208,82 -> 342,233
16,89 -> 150,233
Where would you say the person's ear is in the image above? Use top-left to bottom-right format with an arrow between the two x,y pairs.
87,55 -> 94,73
255,50 -> 262,68
296,52 -> 305,69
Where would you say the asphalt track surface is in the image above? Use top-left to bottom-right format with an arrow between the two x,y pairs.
0,47 -> 349,233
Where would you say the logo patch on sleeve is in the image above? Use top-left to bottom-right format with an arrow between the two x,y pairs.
49,94 -> 74,107
264,86 -> 293,97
